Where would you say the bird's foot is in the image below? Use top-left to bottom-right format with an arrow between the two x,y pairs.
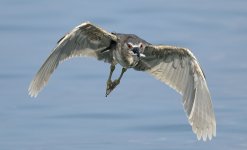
105,79 -> 120,97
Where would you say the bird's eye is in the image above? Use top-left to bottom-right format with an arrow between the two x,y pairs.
140,43 -> 143,49
127,43 -> 132,49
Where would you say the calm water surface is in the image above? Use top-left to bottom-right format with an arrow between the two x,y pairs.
0,0 -> 247,150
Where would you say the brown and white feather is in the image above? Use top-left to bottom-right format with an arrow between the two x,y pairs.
135,45 -> 216,141
28,22 -> 117,97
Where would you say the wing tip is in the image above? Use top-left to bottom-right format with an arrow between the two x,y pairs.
191,115 -> 216,141
28,82 -> 39,98
192,123 -> 216,141
28,91 -> 38,98
28,77 -> 46,98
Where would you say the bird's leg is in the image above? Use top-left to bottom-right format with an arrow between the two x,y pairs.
106,64 -> 115,97
108,64 -> 115,82
106,66 -> 127,97
112,67 -> 127,85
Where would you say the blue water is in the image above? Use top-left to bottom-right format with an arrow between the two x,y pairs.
1,0 -> 247,149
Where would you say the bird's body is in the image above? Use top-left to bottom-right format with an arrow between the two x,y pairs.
109,33 -> 149,68
28,22 -> 216,141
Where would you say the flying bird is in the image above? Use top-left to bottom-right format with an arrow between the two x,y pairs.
28,22 -> 216,141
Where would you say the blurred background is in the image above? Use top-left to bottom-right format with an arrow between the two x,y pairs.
0,0 -> 247,149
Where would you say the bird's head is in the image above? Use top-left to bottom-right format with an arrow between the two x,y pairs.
126,42 -> 146,58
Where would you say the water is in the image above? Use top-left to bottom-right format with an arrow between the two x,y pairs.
1,0 -> 247,149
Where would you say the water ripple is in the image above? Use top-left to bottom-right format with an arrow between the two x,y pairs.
126,124 -> 190,133
47,112 -> 136,120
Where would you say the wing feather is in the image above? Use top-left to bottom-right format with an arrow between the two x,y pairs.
28,22 -> 117,97
134,45 -> 216,141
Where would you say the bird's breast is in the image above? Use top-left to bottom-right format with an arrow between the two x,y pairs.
113,48 -> 138,68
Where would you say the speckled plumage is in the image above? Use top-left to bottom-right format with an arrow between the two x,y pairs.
28,22 -> 216,141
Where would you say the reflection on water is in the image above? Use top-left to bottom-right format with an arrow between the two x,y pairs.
0,0 -> 247,150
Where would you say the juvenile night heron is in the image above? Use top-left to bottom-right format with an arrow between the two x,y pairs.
28,22 -> 216,141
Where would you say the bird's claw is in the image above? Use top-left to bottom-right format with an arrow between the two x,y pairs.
105,80 -> 120,97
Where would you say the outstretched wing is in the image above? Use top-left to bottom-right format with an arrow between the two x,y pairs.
134,45 -> 216,141
28,22 -> 117,97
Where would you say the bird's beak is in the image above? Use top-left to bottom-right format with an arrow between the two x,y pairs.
132,47 -> 146,58
140,53 -> 146,58
132,47 -> 141,57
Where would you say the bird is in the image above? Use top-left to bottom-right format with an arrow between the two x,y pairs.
28,21 -> 216,141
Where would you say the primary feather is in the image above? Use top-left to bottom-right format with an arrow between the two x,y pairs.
134,45 -> 216,140
28,22 -> 117,97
